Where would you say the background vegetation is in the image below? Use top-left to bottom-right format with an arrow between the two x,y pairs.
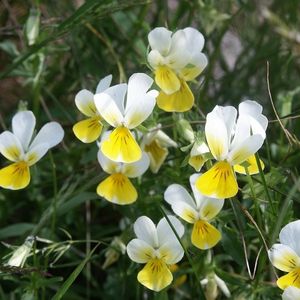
0,0 -> 300,299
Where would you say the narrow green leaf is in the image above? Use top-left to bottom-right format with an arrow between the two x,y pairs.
51,243 -> 100,300
0,223 -> 35,239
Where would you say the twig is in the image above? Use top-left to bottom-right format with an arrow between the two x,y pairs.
266,61 -> 298,145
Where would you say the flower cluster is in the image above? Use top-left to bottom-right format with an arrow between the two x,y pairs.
1,25 -> 278,296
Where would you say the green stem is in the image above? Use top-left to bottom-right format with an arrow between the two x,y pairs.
244,167 -> 263,230
254,153 -> 275,214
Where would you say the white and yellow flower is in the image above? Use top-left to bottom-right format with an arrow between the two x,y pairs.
148,27 -> 207,112
268,220 -> 300,290
177,118 -> 210,171
282,286 -> 300,300
165,174 -> 223,250
141,126 -> 177,173
196,101 -> 267,199
188,141 -> 210,172
127,216 -> 184,291
97,147 -> 149,205
94,73 -> 158,163
0,110 -> 64,190
73,75 -> 112,143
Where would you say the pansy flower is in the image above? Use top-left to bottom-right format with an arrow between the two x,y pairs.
0,110 -> 64,190
141,126 -> 177,173
147,27 -> 207,112
165,174 -> 223,249
268,220 -> 300,290
94,73 -> 158,163
127,216 -> 184,291
73,75 -> 112,143
97,148 -> 149,205
196,101 -> 267,199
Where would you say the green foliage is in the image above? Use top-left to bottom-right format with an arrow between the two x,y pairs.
0,0 -> 300,299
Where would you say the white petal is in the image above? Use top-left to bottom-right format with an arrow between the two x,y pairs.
147,50 -> 165,69
126,238 -> 155,263
205,106 -> 233,160
134,216 -> 158,248
12,111 -> 36,150
75,89 -> 97,117
30,122 -> 64,150
126,73 -> 155,108
157,240 -> 184,264
96,83 -> 127,114
214,274 -> 231,298
268,243 -> 300,272
227,134 -> 264,165
95,74 -> 112,94
239,100 -> 268,138
157,216 -> 184,246
169,200 -> 199,224
190,142 -> 209,156
230,116 -> 251,150
190,173 -> 224,219
248,116 -> 268,139
282,286 -> 300,300
191,52 -> 208,69
124,93 -> 157,129
183,27 -> 205,53
164,184 -> 196,209
122,152 -> 150,178
25,143 -> 50,166
148,27 -> 172,55
239,100 -> 263,117
94,88 -> 125,127
97,150 -> 119,174
0,131 -> 24,161
154,130 -> 177,148
280,220 -> 300,256
167,30 -> 191,69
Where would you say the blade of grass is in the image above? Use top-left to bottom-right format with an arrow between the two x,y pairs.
51,243 -> 100,300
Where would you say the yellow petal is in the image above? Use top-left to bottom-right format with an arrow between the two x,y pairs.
157,80 -> 194,112
196,161 -> 238,199
155,66 -> 180,94
137,259 -> 173,292
191,220 -> 221,250
144,140 -> 168,173
277,268 -> 300,290
101,126 -> 142,163
233,154 -> 265,175
188,155 -> 205,172
96,173 -> 137,205
180,67 -> 203,81
0,162 -> 30,190
73,116 -> 102,143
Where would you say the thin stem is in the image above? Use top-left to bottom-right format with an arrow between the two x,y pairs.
254,153 -> 275,214
244,167 -> 263,230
